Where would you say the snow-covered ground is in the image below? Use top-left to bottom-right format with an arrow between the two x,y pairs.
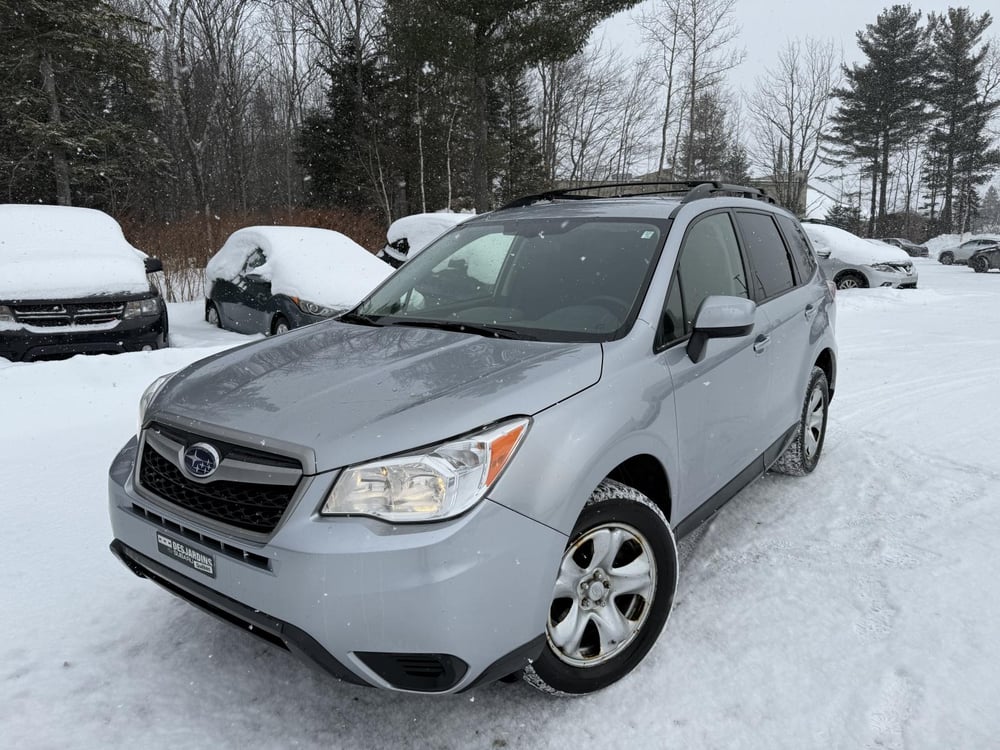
3,262 -> 999,749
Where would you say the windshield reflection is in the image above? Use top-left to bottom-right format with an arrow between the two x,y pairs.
355,217 -> 668,343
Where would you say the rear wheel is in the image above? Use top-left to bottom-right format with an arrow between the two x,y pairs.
206,302 -> 221,327
835,271 -> 866,290
971,255 -> 989,273
939,252 -> 954,265
772,367 -> 830,476
524,479 -> 677,696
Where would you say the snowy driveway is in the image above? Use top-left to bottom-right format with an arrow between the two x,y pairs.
3,263 -> 999,749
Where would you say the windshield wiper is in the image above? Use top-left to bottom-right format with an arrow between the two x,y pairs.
338,311 -> 383,326
382,318 -> 533,340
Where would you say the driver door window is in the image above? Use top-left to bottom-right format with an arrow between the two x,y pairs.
661,212 -> 748,346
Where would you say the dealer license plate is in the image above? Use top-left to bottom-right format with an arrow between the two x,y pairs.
156,532 -> 215,577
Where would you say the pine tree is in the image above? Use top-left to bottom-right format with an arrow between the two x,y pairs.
0,0 -> 164,209
978,185 -> 1000,232
829,5 -> 928,235
383,0 -> 641,212
923,9 -> 1000,233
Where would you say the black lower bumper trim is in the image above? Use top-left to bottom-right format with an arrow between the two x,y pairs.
109,539 -> 371,688
460,634 -> 546,692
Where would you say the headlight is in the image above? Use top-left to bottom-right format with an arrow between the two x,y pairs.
321,418 -> 530,522
870,263 -> 897,272
294,298 -> 338,317
138,371 -> 175,434
124,297 -> 161,318
0,305 -> 14,324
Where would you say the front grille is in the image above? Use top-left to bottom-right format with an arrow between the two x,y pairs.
129,503 -> 271,570
13,301 -> 124,327
139,442 -> 298,534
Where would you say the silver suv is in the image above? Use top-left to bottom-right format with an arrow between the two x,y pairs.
109,182 -> 837,696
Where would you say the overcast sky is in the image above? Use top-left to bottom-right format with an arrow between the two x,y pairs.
599,0 -> 999,95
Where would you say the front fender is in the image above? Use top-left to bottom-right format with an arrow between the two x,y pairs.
488,373 -> 678,535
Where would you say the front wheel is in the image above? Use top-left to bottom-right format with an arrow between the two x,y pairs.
271,315 -> 290,335
524,479 -> 677,696
971,255 -> 989,273
835,271 -> 866,290
939,252 -> 954,265
771,366 -> 830,476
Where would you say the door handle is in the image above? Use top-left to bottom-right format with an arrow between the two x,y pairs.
753,335 -> 770,354
804,304 -> 817,319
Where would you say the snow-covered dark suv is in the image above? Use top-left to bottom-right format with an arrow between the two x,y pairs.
109,181 -> 837,695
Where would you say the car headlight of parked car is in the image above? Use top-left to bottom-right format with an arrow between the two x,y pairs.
0,305 -> 14,324
294,298 -> 338,317
138,371 -> 176,434
322,418 -> 530,522
871,263 -> 902,272
124,297 -> 162,318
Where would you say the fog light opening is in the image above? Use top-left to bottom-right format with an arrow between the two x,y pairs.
142,345 -> 154,352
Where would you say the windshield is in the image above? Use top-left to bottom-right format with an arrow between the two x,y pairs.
352,217 -> 668,342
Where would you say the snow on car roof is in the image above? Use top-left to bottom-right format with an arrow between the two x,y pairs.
802,223 -> 910,265
206,226 -> 391,309
0,204 -> 150,300
386,212 -> 473,257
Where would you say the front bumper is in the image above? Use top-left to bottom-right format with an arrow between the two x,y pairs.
107,439 -> 563,693
864,266 -> 919,289
0,313 -> 166,361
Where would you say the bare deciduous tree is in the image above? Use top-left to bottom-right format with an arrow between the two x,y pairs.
747,37 -> 838,211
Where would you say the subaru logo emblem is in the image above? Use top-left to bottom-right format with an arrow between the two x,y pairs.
183,442 -> 221,478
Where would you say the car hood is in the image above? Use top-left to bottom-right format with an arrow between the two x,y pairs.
150,321 -> 603,472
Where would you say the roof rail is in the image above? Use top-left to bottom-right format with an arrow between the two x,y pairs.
501,180 -> 775,209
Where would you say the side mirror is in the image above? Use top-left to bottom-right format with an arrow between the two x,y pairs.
687,296 -> 756,364
144,257 -> 163,274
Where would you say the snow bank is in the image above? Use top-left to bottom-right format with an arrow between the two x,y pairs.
802,223 -> 910,264
0,204 -> 150,300
386,212 -> 473,257
206,226 -> 391,308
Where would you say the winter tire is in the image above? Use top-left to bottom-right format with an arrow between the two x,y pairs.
972,255 -> 989,273
206,303 -> 221,328
272,316 -> 290,335
835,271 -> 866,290
939,252 -> 954,265
524,479 -> 678,696
771,366 -> 830,476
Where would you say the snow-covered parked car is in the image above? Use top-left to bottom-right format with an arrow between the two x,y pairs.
0,204 -> 168,362
377,211 -> 472,268
802,222 -> 918,290
204,226 -> 391,335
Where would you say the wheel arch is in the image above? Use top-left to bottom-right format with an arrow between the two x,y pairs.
814,347 -> 837,400
605,454 -> 672,528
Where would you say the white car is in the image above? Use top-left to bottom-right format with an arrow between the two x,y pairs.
377,212 -> 473,267
802,223 -> 918,290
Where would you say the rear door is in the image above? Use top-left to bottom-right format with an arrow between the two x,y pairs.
735,210 -> 822,442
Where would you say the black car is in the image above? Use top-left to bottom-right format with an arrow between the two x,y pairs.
0,205 -> 168,362
878,237 -> 929,258
970,247 -> 1000,273
204,226 -> 391,335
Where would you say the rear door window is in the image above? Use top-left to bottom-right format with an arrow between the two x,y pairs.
736,211 -> 796,300
776,215 -> 817,281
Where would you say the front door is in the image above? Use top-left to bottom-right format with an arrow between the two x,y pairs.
657,210 -> 772,520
